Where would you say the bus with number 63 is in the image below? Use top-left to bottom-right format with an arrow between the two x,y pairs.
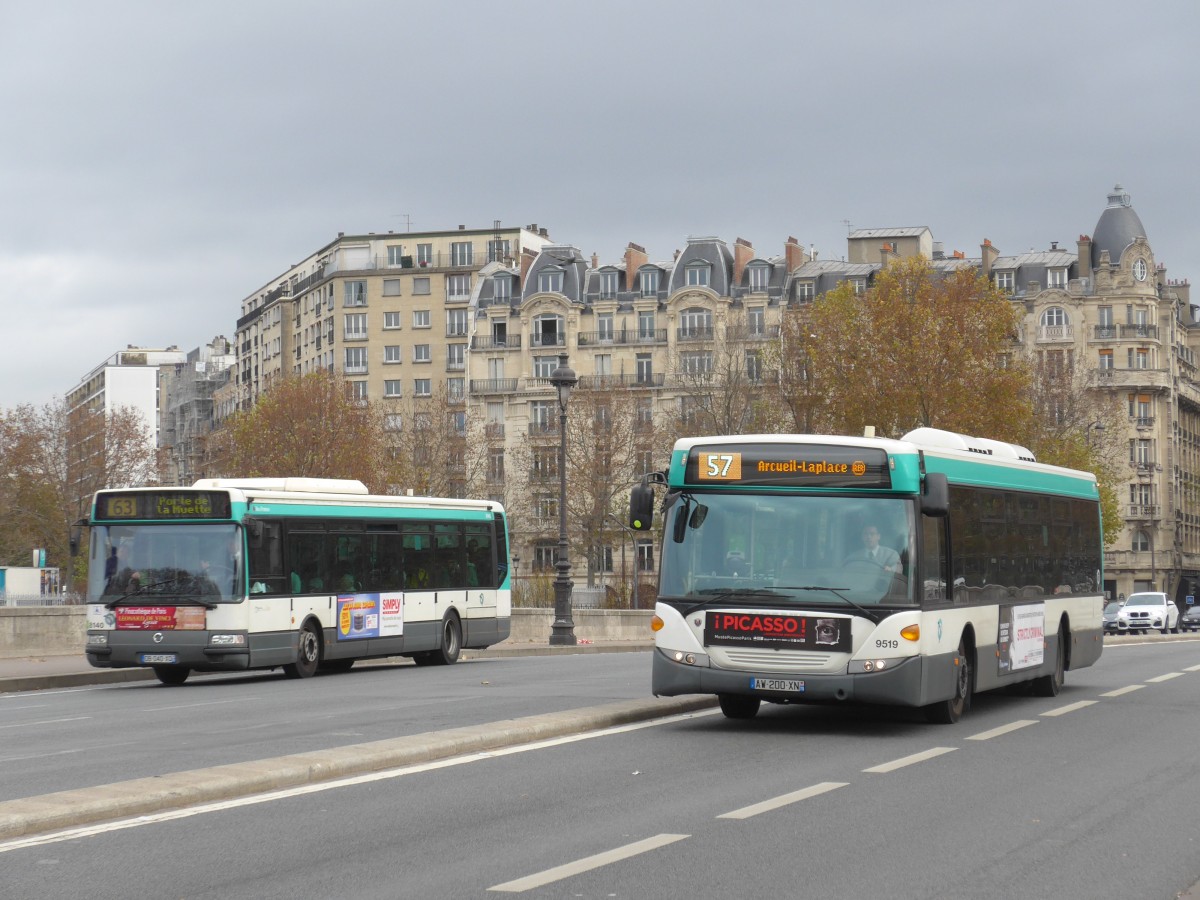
81,478 -> 511,685
629,428 -> 1104,723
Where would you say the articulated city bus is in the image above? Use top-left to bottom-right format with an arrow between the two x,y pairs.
83,478 -> 510,685
630,428 -> 1104,723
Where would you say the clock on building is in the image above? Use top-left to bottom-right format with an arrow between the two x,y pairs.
1133,258 -> 1148,281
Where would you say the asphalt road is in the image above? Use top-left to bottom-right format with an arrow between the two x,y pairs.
3,639 -> 1200,899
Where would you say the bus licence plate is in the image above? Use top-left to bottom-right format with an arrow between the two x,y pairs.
140,654 -> 177,664
752,677 -> 804,693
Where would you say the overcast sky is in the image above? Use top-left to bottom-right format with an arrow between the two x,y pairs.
2,0 -> 1197,409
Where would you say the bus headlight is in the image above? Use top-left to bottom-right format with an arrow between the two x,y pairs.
848,657 -> 908,674
87,633 -> 108,646
209,634 -> 246,646
667,649 -> 709,667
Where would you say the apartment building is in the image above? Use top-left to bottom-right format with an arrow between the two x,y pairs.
467,235 -> 810,583
158,336 -> 235,485
786,186 -> 1197,606
228,224 -> 554,418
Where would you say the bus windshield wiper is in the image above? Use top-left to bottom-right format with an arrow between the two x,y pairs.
783,584 -> 884,623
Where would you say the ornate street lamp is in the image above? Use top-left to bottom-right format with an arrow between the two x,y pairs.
549,354 -> 578,645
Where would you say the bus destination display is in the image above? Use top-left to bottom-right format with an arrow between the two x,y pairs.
99,490 -> 232,521
687,444 -> 891,488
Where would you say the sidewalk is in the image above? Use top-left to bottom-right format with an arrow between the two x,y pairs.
0,641 -> 655,694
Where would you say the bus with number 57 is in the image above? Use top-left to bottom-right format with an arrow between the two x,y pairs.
629,428 -> 1104,723
82,478 -> 511,685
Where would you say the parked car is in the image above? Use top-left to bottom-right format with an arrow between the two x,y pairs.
1102,601 -> 1123,634
1116,592 -> 1179,634
1180,604 -> 1200,633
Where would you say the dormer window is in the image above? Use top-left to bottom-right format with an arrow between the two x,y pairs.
995,271 -> 1015,292
1047,268 -> 1067,288
538,267 -> 564,294
686,264 -> 710,287
748,264 -> 770,292
599,271 -> 618,300
639,268 -> 660,298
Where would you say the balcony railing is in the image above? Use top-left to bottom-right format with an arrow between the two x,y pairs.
469,378 -> 518,394
576,373 -> 665,389
577,328 -> 668,346
1036,325 -> 1073,342
471,335 -> 521,350
484,423 -> 505,440
1121,324 -> 1158,340
676,326 -> 715,342
1093,325 -> 1118,339
725,325 -> 781,341
1127,504 -> 1160,520
446,361 -> 465,372
1088,368 -> 1170,390
530,333 -> 567,348
528,421 -> 560,436
1134,416 -> 1156,428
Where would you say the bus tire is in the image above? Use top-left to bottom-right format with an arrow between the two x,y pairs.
924,639 -> 972,724
415,613 -> 462,667
718,694 -> 761,720
284,621 -> 321,678
154,666 -> 190,686
1032,627 -> 1065,697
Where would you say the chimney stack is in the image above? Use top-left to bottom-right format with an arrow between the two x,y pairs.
784,236 -> 806,272
981,239 -> 998,277
624,242 -> 648,280
733,237 -> 755,287
1077,234 -> 1092,275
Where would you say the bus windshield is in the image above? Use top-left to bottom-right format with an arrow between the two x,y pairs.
658,492 -> 917,608
87,523 -> 243,605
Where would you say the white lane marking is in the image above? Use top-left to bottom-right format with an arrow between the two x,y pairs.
0,716 -> 91,730
0,747 -> 87,764
1184,664 -> 1200,673
717,781 -> 848,820
0,704 -> 47,712
863,747 -> 956,773
1146,673 -> 1183,683
1101,685 -> 1146,697
966,720 -> 1038,741
0,708 -> 719,853
488,834 -> 689,893
142,697 -> 264,713
1040,700 -> 1097,717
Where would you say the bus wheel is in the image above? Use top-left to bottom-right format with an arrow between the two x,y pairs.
415,614 -> 462,667
1032,627 -> 1065,697
924,640 -> 971,724
153,666 -> 190,686
284,622 -> 321,678
718,694 -> 761,720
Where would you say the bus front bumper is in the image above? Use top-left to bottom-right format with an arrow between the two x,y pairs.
86,631 -> 251,671
651,647 -> 930,707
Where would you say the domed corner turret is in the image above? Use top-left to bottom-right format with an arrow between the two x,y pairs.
1091,184 -> 1149,272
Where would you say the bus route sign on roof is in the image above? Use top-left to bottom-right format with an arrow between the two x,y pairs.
686,444 -> 891,489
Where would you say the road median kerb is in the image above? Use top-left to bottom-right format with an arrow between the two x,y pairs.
0,694 -> 716,841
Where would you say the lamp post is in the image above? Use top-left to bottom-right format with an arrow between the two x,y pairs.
1086,420 -> 1105,446
549,354 -> 578,645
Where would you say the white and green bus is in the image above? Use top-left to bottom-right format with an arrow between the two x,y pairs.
630,429 -> 1104,723
83,478 -> 510,685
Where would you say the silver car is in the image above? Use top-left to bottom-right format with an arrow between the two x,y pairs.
1180,604 -> 1200,633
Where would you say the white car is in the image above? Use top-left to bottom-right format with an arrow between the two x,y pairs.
1116,592 -> 1180,634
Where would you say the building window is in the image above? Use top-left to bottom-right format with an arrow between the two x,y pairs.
636,354 -> 653,385
599,271 -> 618,299
414,379 -> 431,397
1131,439 -> 1152,466
447,344 -> 465,370
639,268 -> 659,298
530,400 -> 553,429
995,271 -> 1014,292
745,350 -> 762,382
795,281 -> 815,302
538,268 -> 564,294
532,314 -> 564,347
1099,349 -> 1113,370
416,243 -> 432,266
450,242 -> 473,267
383,311 -> 401,329
344,347 -> 367,374
446,308 -> 469,336
636,398 -> 653,426
536,495 -> 558,521
1128,393 -> 1152,424
533,543 -> 556,572
447,377 -> 464,399
679,307 -> 712,338
1129,347 -> 1150,369
343,313 -> 368,340
414,344 -> 431,363
1047,268 -> 1067,288
493,275 -> 512,301
534,356 -> 558,378
413,310 -> 431,329
748,264 -> 770,292
637,540 -> 654,572
680,350 -> 714,375
387,246 -> 405,267
532,448 -> 558,479
349,380 -> 368,400
747,308 -> 765,335
592,545 -> 614,573
384,379 -> 402,398
597,313 -> 614,341
1132,530 -> 1150,552
850,277 -> 867,294
447,273 -> 471,301
487,239 -> 511,263
686,264 -> 710,287
383,279 -> 401,297
595,354 -> 611,377
413,277 -> 431,295
638,310 -> 656,340
488,449 -> 505,483
384,345 -> 402,364
343,281 -> 367,307
1041,306 -> 1069,327
384,413 -> 402,432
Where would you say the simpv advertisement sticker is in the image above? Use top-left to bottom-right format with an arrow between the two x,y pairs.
997,603 -> 1045,674
337,592 -> 404,640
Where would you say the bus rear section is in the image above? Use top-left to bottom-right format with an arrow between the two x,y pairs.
635,431 -> 1104,723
